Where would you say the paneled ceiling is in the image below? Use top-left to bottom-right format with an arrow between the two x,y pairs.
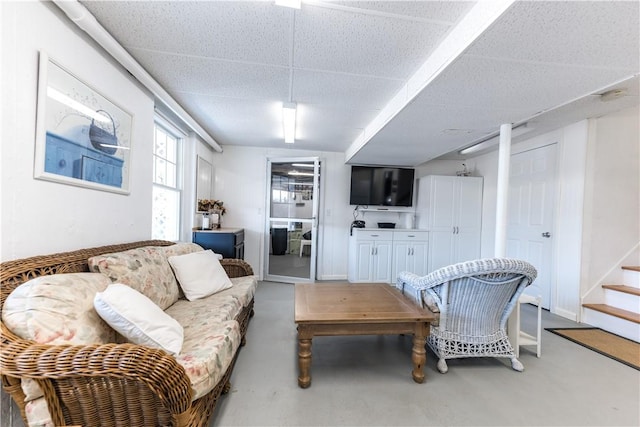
80,0 -> 639,166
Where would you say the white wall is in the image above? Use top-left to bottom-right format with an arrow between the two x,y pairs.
1,1 -> 155,261
209,145 -> 351,280
581,105 -> 640,306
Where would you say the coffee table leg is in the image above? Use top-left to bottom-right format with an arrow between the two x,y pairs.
411,322 -> 428,383
297,326 -> 312,388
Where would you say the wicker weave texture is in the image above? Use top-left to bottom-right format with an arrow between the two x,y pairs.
0,240 -> 255,426
397,258 -> 537,373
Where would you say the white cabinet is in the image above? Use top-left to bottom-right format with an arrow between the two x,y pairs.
348,229 -> 428,283
417,175 -> 483,272
392,231 -> 429,280
348,229 -> 393,283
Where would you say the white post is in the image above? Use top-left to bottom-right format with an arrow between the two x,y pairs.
495,123 -> 512,257
495,123 -> 519,355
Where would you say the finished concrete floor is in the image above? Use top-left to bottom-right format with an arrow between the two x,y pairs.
211,281 -> 640,427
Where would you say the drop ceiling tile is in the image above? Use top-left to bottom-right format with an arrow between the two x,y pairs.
172,93 -> 283,146
82,1 -> 291,66
294,4 -> 451,78
467,1 -> 640,70
131,49 -> 289,100
324,1 -> 475,23
292,69 -> 403,109
414,55 -> 636,113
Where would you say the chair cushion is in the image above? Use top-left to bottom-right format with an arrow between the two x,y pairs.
88,246 -> 180,310
165,292 -> 243,325
94,284 -> 184,355
174,319 -> 241,400
168,250 -> 233,301
25,397 -> 53,427
2,272 -> 115,345
214,275 -> 259,307
2,272 -> 116,403
161,242 -> 204,258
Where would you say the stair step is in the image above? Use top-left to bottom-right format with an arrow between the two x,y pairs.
582,304 -> 640,324
602,284 -> 640,297
622,266 -> 640,272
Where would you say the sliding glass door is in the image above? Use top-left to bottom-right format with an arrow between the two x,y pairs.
265,157 -> 320,283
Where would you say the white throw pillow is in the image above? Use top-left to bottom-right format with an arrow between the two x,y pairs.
168,250 -> 233,301
94,284 -> 184,355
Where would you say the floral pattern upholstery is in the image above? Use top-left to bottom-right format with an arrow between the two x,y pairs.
25,398 -> 54,427
162,242 -> 204,258
216,275 -> 259,307
166,292 -> 243,325
2,273 -> 116,404
174,320 -> 241,400
88,246 -> 180,310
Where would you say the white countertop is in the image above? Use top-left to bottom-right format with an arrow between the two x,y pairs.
193,227 -> 243,233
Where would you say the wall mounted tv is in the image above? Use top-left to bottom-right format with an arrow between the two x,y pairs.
349,166 -> 415,207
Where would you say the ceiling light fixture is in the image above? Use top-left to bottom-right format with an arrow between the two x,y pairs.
282,102 -> 297,144
288,171 -> 314,176
291,163 -> 314,168
459,123 -> 533,155
275,0 -> 301,9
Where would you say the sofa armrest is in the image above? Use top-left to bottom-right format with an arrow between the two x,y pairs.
0,341 -> 192,424
220,258 -> 254,277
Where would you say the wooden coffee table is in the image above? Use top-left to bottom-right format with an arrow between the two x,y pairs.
294,282 -> 436,388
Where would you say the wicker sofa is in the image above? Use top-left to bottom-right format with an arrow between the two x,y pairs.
0,240 -> 257,427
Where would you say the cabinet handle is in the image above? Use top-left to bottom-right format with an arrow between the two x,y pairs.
407,235 -> 415,238
371,234 -> 379,237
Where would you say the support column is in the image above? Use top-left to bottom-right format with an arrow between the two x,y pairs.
494,123 -> 519,349
495,123 -> 512,257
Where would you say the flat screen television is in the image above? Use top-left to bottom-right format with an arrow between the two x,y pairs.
349,166 -> 415,207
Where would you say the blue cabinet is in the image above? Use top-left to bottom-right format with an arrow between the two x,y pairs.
44,132 -> 124,187
193,228 -> 245,259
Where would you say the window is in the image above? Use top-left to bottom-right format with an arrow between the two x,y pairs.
152,122 -> 182,240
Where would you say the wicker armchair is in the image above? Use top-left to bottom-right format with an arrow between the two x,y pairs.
397,258 -> 537,373
0,240 -> 255,427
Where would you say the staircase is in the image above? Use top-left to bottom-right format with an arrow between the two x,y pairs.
583,266 -> 640,343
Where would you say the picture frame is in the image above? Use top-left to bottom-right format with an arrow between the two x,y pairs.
34,51 -> 133,194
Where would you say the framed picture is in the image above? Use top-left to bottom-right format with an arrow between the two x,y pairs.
34,51 -> 133,194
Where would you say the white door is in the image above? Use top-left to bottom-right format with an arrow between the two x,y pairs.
506,144 -> 557,309
265,158 -> 320,283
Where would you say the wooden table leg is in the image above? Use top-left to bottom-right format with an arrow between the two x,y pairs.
297,326 -> 312,388
411,322 -> 428,383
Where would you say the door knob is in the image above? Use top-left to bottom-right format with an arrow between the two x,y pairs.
542,232 -> 551,238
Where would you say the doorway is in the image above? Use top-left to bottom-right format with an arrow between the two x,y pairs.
265,157 -> 320,283
506,143 -> 557,309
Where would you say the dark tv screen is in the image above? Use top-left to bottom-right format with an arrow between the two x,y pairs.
349,166 -> 415,207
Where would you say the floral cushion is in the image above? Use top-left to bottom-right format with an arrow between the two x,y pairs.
25,398 -> 54,427
214,275 -> 258,307
2,273 -> 116,402
162,242 -> 204,258
2,273 -> 115,345
174,319 -> 241,400
88,246 -> 180,310
165,292 -> 243,325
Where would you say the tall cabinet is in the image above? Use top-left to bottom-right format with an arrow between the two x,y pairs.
417,175 -> 483,272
